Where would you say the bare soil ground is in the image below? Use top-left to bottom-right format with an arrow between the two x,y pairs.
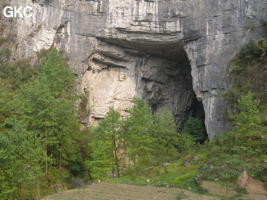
201,181 -> 267,200
43,182 -> 219,200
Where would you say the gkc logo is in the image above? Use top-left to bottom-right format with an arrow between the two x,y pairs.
3,6 -> 33,18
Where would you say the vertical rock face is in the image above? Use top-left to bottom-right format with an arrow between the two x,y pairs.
9,0 -> 267,139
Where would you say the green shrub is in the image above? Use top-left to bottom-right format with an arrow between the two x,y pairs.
234,92 -> 262,136
183,117 -> 207,142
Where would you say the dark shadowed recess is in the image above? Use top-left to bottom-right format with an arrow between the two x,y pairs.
99,37 -> 207,138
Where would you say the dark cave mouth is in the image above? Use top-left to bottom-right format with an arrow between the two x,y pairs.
173,48 -> 208,141
141,44 -> 208,141
98,38 -> 208,140
174,49 -> 208,141
187,94 -> 208,142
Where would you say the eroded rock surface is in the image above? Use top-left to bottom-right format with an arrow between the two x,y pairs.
9,0 -> 267,139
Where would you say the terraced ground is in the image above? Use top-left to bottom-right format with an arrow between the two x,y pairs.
43,182 -> 267,200
43,182 -> 219,200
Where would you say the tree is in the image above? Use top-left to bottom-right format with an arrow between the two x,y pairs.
122,98 -> 156,173
122,99 -> 183,176
37,49 -> 75,98
0,121 -> 44,200
234,91 -> 262,135
0,87 -> 10,129
0,49 -> 90,198
87,109 -> 122,179
153,108 -> 180,162
13,50 -> 79,176
87,99 -> 187,179
5,49 -> 82,179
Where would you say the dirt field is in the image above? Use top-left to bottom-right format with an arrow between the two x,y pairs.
43,182 -> 219,200
44,181 -> 267,200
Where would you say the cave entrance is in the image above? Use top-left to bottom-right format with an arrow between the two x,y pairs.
189,95 -> 206,125
186,94 -> 208,142
136,43 -> 208,141
96,38 -> 208,141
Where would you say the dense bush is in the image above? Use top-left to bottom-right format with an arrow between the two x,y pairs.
183,117 -> 206,143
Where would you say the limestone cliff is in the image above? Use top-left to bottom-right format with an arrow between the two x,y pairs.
8,0 -> 267,139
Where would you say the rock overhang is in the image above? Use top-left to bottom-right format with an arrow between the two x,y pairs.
96,36 -> 188,62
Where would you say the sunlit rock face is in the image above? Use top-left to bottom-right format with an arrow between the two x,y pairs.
10,0 -> 267,139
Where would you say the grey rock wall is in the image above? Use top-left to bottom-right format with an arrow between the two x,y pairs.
9,0 -> 267,139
